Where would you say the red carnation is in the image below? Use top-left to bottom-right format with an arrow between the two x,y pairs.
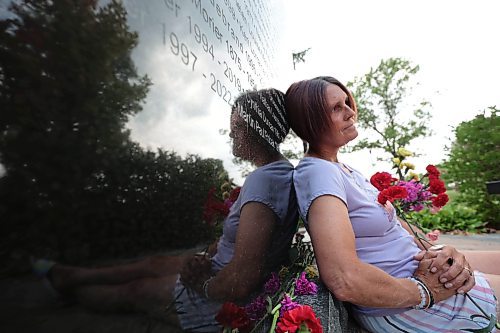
370,172 -> 397,191
432,193 -> 449,208
377,186 -> 408,205
276,305 -> 323,333
426,165 -> 441,177
428,178 -> 446,194
215,302 -> 253,332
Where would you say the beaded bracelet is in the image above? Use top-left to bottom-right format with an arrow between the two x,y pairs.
413,276 -> 435,309
202,276 -> 215,299
408,277 -> 427,310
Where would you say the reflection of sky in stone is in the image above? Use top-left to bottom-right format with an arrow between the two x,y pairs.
0,0 -> 288,181
123,0 -> 287,182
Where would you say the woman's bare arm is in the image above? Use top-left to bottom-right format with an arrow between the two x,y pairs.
204,201 -> 277,301
308,195 -> 456,308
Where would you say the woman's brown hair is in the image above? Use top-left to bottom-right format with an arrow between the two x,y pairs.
285,76 -> 356,151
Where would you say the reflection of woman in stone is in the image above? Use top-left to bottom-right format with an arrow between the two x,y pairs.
284,76 -> 499,332
36,88 -> 298,332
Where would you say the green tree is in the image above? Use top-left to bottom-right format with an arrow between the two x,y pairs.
347,58 -> 432,175
442,107 -> 500,228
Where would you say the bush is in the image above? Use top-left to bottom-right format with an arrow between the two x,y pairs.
407,204 -> 486,233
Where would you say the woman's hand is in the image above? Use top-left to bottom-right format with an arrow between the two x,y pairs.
414,257 -> 460,303
414,246 -> 475,294
180,255 -> 212,291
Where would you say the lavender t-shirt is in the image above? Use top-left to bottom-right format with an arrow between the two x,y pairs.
212,160 -> 298,275
294,157 -> 419,316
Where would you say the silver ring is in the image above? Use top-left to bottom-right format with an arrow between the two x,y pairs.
464,267 -> 474,277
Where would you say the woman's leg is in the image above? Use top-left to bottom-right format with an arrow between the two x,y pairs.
462,251 -> 500,275
73,274 -> 182,326
463,251 -> 500,320
481,274 -> 500,320
51,255 -> 191,293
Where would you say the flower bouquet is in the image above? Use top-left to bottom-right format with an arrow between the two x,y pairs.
371,148 -> 497,329
203,180 -> 241,227
370,163 -> 448,248
215,234 -> 323,333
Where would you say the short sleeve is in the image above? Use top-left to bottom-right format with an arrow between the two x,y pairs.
237,161 -> 294,223
294,159 -> 347,223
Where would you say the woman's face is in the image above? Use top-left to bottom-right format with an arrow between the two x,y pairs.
229,112 -> 250,158
322,83 -> 358,148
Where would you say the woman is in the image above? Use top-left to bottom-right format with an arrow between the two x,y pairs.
35,88 -> 299,332
285,76 -> 499,332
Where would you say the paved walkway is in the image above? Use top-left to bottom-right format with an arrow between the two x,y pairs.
1,233 -> 498,333
439,233 -> 500,251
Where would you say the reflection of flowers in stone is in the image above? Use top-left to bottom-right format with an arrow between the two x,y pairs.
215,236 -> 322,332
276,305 -> 323,333
295,272 -> 318,296
203,187 -> 229,226
224,187 -> 241,209
216,302 -> 253,333
203,186 -> 241,226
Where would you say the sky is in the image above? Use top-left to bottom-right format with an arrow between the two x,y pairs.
123,0 -> 500,184
270,0 -> 499,177
4,0 -> 496,182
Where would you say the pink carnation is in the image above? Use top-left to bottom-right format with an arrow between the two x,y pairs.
426,229 -> 441,241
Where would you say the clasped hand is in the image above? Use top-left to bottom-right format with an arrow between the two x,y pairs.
180,254 -> 212,294
414,246 -> 475,303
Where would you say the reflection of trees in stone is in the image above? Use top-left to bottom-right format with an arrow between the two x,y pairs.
0,0 -> 150,203
0,0 -> 221,267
